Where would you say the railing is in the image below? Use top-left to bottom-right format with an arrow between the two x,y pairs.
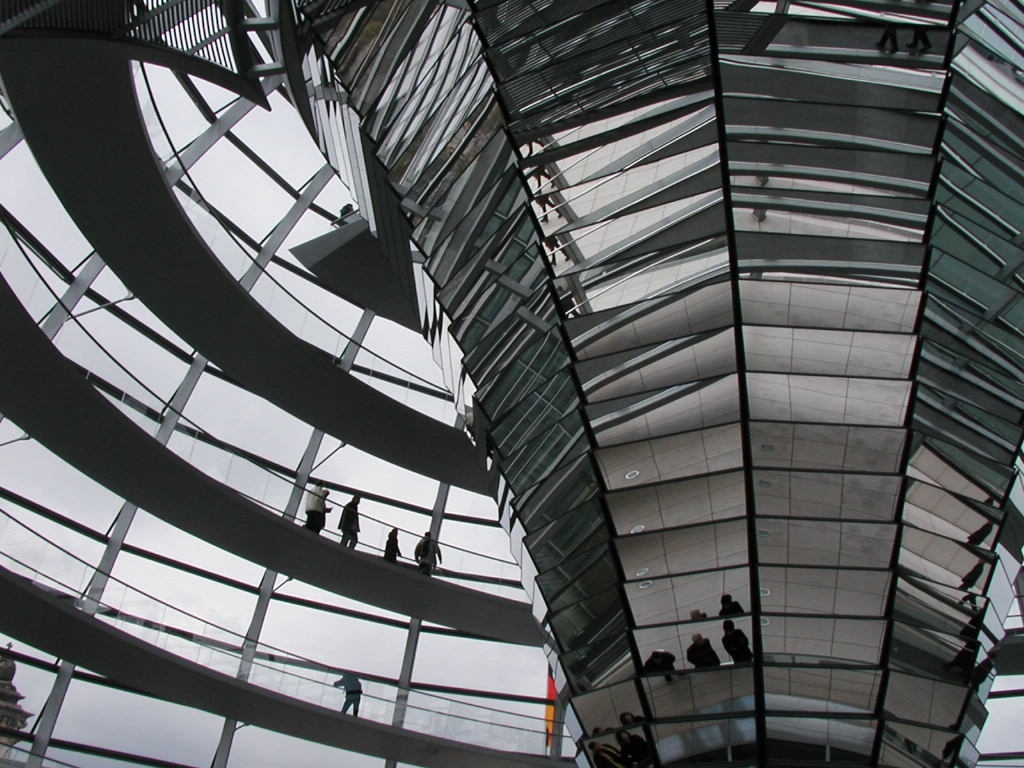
0,509 -> 557,755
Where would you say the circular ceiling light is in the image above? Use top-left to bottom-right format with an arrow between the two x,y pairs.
638,580 -> 654,590
624,470 -> 640,480
758,480 -> 772,488
757,529 -> 770,537
760,444 -> 774,452
760,617 -> 771,626
630,524 -> 646,534
635,568 -> 650,577
759,588 -> 771,597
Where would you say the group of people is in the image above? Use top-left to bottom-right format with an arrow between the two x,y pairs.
588,713 -> 652,768
874,23 -> 933,53
304,483 -> 443,574
303,483 -> 360,547
641,595 -> 753,677
641,622 -> 752,677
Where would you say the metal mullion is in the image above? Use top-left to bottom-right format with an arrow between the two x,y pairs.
869,24 -> 965,758
467,7 -> 668,759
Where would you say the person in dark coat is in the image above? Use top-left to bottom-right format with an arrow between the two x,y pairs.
719,594 -> 744,616
616,729 -> 652,767
721,620 -> 753,663
642,649 -> 676,681
686,633 -> 721,668
333,672 -> 362,716
414,531 -> 442,575
383,527 -> 401,563
339,495 -> 361,549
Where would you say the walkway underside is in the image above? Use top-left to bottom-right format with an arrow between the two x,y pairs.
0,567 -> 556,768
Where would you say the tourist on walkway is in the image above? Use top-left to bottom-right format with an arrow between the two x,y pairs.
414,531 -> 442,575
383,527 -> 401,563
304,483 -> 330,535
333,672 -> 362,716
339,494 -> 361,549
721,620 -> 753,663
686,633 -> 721,668
719,594 -> 744,616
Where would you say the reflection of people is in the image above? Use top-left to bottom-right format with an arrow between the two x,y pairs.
414,531 -> 442,575
304,483 -> 330,535
686,633 -> 721,668
333,672 -> 362,716
588,741 -> 627,768
339,495 -> 361,549
689,609 -> 708,621
721,620 -> 753,663
907,25 -> 932,51
642,649 -> 676,681
616,729 -> 652,767
383,528 -> 401,563
719,594 -> 744,616
875,24 -> 898,53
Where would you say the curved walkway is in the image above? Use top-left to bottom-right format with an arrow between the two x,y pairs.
0,567 -> 559,768
0,41 -> 488,494
0,269 -> 543,647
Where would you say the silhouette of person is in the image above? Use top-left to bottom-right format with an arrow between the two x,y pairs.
642,649 -> 676,681
721,620 -> 754,663
719,594 -> 744,616
414,531 -> 442,575
333,672 -> 362,716
875,24 -> 898,53
686,633 -> 721,668
383,527 -> 401,563
616,729 -> 652,767
907,25 -> 932,51
619,711 -> 644,726
689,609 -> 708,621
304,483 -> 330,535
339,495 -> 361,549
